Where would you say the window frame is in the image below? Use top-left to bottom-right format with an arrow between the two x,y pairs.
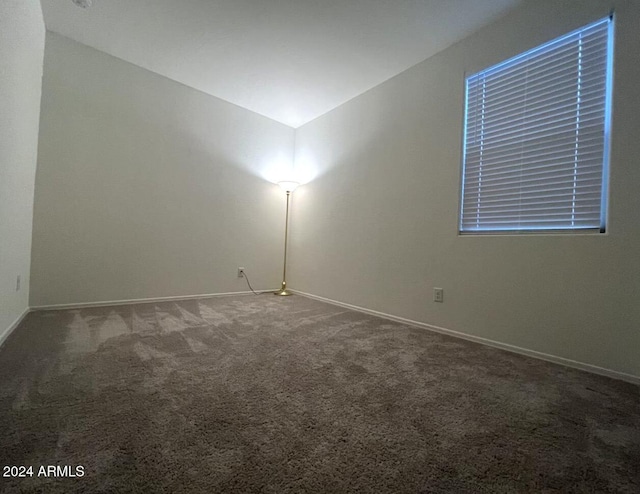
458,15 -> 615,236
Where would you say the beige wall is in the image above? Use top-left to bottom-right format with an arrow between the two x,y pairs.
0,1 -> 44,341
290,0 -> 640,379
31,33 -> 295,306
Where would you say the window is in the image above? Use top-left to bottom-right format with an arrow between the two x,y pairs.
460,17 -> 614,233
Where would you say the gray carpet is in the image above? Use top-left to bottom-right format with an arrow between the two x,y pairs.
0,294 -> 638,493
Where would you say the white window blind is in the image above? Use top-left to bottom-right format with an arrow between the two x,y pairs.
460,17 -> 613,233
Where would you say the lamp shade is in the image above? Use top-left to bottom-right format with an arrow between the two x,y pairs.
278,181 -> 300,193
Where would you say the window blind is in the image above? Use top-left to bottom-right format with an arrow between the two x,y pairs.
460,17 -> 613,233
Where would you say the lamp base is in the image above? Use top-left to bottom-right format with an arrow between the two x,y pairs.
274,282 -> 292,296
274,289 -> 292,296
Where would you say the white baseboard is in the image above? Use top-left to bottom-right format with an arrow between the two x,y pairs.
30,290 -> 270,311
294,290 -> 640,386
0,308 -> 31,349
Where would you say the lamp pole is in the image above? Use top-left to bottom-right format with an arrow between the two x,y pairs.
275,182 -> 298,296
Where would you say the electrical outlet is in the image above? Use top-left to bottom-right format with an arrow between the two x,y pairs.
433,287 -> 444,303
16,275 -> 21,292
237,267 -> 245,278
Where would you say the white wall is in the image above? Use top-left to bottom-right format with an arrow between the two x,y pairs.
31,33 -> 295,307
290,0 -> 640,379
0,1 -> 45,341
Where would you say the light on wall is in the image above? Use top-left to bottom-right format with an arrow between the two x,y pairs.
274,181 -> 299,296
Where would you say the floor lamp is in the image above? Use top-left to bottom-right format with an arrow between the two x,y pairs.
275,181 -> 299,296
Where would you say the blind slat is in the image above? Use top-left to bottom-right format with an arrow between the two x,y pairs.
470,85 -> 606,128
468,51 -> 607,104
464,164 -> 604,188
473,48 -> 608,97
465,144 -> 605,173
462,181 -> 604,201
468,106 -> 605,146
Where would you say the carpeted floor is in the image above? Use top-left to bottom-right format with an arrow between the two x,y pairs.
0,294 -> 638,493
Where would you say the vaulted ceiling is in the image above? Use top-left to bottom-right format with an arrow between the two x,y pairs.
41,0 -> 524,128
